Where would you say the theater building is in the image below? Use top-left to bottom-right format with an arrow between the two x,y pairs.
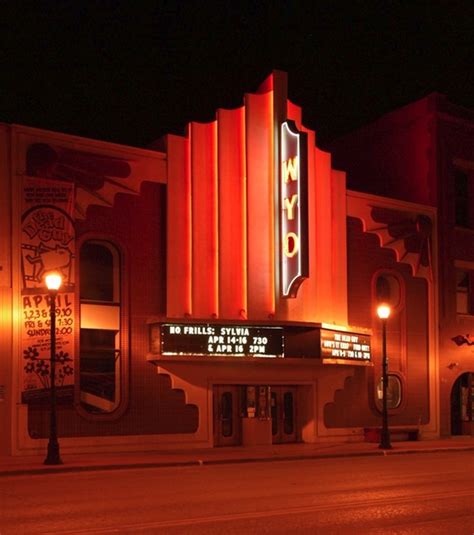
330,93 -> 474,437
0,72 -> 438,456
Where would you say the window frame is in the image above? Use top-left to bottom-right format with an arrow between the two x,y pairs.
454,167 -> 474,229
76,235 -> 129,421
371,270 -> 407,414
375,373 -> 404,411
80,241 -> 120,303
374,272 -> 404,312
455,262 -> 474,317
454,168 -> 471,228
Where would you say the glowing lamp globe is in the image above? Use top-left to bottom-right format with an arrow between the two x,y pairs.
45,273 -> 63,291
377,304 -> 391,320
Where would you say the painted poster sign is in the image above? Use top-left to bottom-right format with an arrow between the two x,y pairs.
21,292 -> 75,402
280,121 -> 308,297
21,177 -> 75,402
22,178 -> 75,289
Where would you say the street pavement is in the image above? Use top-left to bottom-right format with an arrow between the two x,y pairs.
1,436 -> 473,477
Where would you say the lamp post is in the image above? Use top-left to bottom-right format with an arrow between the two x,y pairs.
44,272 -> 63,465
377,303 -> 392,450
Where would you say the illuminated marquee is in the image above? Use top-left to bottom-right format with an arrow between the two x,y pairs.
160,324 -> 284,358
320,328 -> 371,362
281,121 -> 308,297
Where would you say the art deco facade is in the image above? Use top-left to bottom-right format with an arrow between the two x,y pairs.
0,73 -> 439,456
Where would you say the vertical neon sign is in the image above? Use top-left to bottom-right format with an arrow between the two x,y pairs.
281,121 -> 308,297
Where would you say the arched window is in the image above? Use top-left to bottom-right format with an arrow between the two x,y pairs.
372,271 -> 405,412
79,241 -> 121,414
376,374 -> 403,410
375,273 -> 401,309
456,268 -> 474,315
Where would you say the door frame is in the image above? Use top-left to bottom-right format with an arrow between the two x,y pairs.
213,385 -> 242,447
271,385 -> 298,444
450,372 -> 474,435
211,381 -> 314,446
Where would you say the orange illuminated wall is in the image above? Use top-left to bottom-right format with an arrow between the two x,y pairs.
190,121 -> 218,318
217,107 -> 247,318
166,71 -> 348,325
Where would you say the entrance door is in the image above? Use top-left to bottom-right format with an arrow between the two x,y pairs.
451,372 -> 474,435
213,385 -> 242,447
271,386 -> 297,444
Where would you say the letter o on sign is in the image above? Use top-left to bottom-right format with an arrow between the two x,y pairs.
283,232 -> 299,258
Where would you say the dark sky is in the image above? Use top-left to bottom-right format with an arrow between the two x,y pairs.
2,2 -> 473,148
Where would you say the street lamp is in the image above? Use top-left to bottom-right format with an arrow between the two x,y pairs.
44,272 -> 63,465
377,303 -> 392,450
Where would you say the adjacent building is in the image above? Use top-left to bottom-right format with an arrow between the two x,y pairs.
330,92 -> 474,436
0,72 -> 438,456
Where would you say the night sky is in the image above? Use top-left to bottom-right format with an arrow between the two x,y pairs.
2,2 -> 473,148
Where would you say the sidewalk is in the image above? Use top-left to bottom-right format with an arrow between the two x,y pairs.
1,437 -> 473,477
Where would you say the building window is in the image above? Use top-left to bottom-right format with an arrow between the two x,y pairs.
375,274 -> 401,309
456,269 -> 474,315
376,374 -> 402,410
80,242 -> 116,302
455,169 -> 472,228
79,241 -> 121,414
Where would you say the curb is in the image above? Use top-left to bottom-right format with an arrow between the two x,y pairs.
0,460 -> 201,478
203,449 -> 384,466
1,445 -> 472,478
383,445 -> 474,456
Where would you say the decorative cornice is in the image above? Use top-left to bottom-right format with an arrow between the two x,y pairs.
25,142 -> 166,220
347,191 -> 435,281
